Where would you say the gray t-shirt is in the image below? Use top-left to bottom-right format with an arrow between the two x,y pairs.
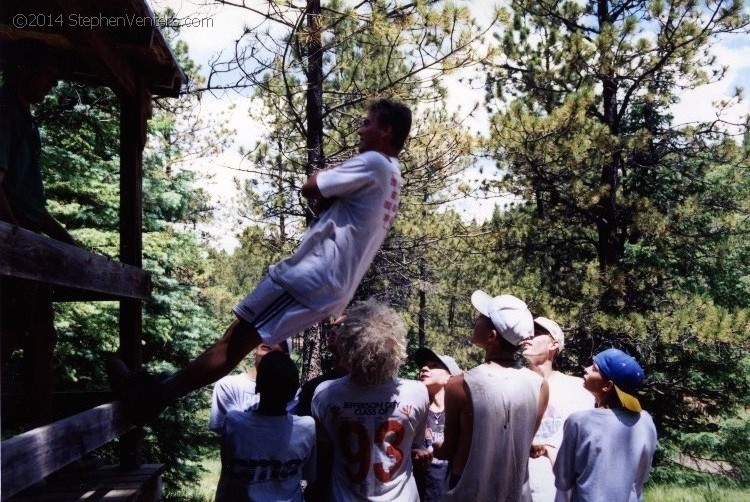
553,408 -> 657,502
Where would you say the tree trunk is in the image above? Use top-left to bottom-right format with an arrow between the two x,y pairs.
305,0 -> 324,177
302,0 -> 324,379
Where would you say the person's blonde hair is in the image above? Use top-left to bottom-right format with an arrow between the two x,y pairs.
336,299 -> 407,385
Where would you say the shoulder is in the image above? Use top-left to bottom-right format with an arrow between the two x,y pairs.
224,409 -> 251,426
358,150 -> 392,165
446,374 -> 467,399
399,378 -> 429,398
302,373 -> 327,392
637,411 -> 658,432
555,372 -> 584,384
520,366 -> 544,384
566,408 -> 596,425
293,414 -> 317,429
216,373 -> 253,391
313,377 -> 343,400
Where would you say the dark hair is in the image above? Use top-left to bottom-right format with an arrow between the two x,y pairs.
256,351 -> 299,404
368,98 -> 412,152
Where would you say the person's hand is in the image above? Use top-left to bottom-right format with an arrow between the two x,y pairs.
530,444 -> 548,459
411,448 -> 433,471
308,195 -> 334,216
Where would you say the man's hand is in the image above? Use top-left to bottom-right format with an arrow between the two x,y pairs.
308,195 -> 334,216
530,443 -> 548,459
301,170 -> 336,217
411,447 -> 433,471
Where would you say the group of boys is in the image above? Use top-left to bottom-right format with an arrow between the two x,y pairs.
206,291 -> 657,501
102,97 -> 657,501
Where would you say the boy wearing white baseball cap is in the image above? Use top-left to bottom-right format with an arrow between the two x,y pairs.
437,291 -> 549,502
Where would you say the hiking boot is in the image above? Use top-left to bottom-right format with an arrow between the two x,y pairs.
106,357 -> 170,426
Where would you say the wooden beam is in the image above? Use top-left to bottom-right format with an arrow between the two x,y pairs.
118,81 -> 149,470
1,402 -> 135,499
0,222 -> 151,300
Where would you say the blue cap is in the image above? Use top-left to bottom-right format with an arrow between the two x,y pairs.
593,348 -> 645,413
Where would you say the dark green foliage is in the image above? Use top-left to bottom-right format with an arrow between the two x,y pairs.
484,0 -> 750,485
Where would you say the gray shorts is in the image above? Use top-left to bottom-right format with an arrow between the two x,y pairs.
232,275 -> 326,346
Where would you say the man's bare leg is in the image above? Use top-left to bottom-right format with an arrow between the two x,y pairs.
109,317 -> 262,425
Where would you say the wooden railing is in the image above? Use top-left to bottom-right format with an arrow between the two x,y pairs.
0,222 -> 151,299
1,403 -> 135,497
0,221 -> 153,499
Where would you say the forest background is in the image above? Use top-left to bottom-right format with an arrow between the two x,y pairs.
7,0 -> 750,498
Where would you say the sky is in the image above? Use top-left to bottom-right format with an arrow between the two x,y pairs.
149,0 -> 750,251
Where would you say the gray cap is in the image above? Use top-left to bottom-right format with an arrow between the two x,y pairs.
414,347 -> 462,376
533,317 -> 565,352
471,291 -> 534,346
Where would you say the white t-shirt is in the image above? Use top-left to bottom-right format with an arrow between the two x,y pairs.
269,151 -> 401,314
553,408 -> 657,502
216,411 -> 317,502
312,376 -> 428,502
209,373 -> 259,432
529,372 -> 594,502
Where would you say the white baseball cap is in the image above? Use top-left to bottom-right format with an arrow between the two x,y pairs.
533,317 -> 565,352
471,291 -> 534,346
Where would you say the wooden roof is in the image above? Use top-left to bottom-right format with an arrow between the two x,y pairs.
0,0 -> 186,97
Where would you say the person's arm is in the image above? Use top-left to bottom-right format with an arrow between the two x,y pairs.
40,209 -> 77,245
434,375 -> 465,461
309,390 -> 333,501
301,171 -> 323,200
535,378 -> 549,434
552,416 -> 578,495
301,170 -> 334,216
411,387 -> 432,469
554,488 -> 572,502
301,421 -> 318,483
0,172 -> 20,225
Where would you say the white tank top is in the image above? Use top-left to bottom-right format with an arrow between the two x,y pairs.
443,364 -> 542,502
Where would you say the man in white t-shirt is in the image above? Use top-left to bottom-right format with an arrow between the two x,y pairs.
312,300 -> 430,502
216,351 -> 316,502
522,316 -> 594,502
437,291 -> 549,502
109,99 -> 412,425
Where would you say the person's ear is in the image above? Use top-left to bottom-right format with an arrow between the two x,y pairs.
487,329 -> 499,343
380,124 -> 393,141
602,379 -> 615,394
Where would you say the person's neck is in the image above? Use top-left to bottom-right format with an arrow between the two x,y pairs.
528,360 -> 555,379
485,348 -> 516,367
429,387 -> 445,411
595,391 -> 620,410
333,362 -> 348,376
255,402 -> 287,416
371,146 -> 398,159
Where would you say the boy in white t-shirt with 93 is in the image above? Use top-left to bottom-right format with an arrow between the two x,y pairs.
109,99 -> 412,426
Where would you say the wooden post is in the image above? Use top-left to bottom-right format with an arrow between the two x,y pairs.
118,80 -> 150,469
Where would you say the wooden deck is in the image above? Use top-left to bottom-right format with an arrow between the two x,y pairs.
9,464 -> 164,501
